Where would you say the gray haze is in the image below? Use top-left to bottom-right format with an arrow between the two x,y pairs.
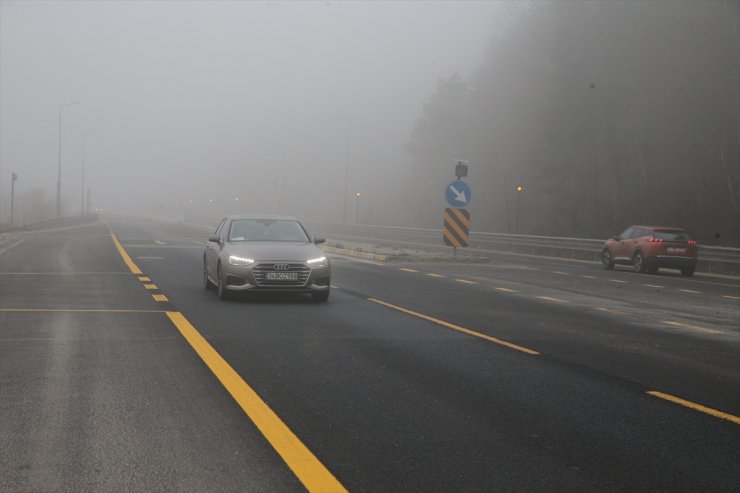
1,0 -> 498,224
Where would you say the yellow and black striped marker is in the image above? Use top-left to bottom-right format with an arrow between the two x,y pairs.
443,208 -> 470,248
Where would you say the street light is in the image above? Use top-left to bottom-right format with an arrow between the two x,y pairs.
330,114 -> 351,223
81,128 -> 99,216
57,100 -> 80,217
515,184 -> 524,234
355,192 -> 361,224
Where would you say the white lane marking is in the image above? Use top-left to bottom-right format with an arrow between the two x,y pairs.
0,238 -> 25,255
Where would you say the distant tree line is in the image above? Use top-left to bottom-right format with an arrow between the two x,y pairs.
406,0 -> 739,245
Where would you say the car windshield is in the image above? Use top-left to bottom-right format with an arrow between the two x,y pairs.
228,219 -> 309,242
653,230 -> 691,241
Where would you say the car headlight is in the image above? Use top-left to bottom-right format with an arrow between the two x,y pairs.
228,255 -> 255,266
306,256 -> 327,267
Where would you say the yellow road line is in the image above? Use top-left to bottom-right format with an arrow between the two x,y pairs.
595,307 -> 625,315
144,284 -> 158,290
455,279 -> 479,285
537,296 -> 569,303
0,308 -> 164,313
647,391 -> 740,425
139,276 -> 151,282
679,289 -> 701,294
399,268 -> 418,273
723,295 -> 740,301
643,284 -> 664,289
495,287 -> 519,293
165,311 -> 347,492
105,221 -> 142,274
0,272 -> 133,275
426,273 -> 445,278
152,294 -> 169,302
367,298 -> 540,356
662,321 -> 722,335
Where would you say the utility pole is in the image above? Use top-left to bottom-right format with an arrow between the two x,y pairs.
81,128 -> 98,216
10,172 -> 18,226
355,192 -> 361,224
515,184 -> 524,234
57,101 -> 80,217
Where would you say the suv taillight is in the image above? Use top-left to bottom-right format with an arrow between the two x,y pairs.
649,237 -> 663,243
688,240 -> 697,245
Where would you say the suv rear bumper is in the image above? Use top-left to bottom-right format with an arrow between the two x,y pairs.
649,255 -> 697,269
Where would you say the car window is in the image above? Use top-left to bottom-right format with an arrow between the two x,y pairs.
619,228 -> 633,240
630,228 -> 648,239
228,219 -> 310,242
654,230 -> 691,241
214,219 -> 226,236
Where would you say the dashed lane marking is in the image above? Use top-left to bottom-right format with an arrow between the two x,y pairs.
581,275 -> 597,279
647,391 -> 740,425
595,307 -> 625,315
426,273 -> 445,278
138,276 -> 151,282
399,268 -> 419,273
455,279 -> 479,285
367,298 -> 540,356
552,271 -> 569,276
495,287 -> 519,293
662,321 -> 722,335
643,284 -> 664,289
154,240 -> 166,245
0,239 -> 25,255
144,284 -> 158,290
679,289 -> 701,294
610,279 -> 627,284
723,295 -> 740,301
152,294 -> 169,302
166,311 -> 347,492
537,296 -> 569,303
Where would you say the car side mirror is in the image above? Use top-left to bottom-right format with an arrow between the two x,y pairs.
314,237 -> 325,244
208,235 -> 221,243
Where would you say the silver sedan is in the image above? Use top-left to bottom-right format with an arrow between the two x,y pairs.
204,215 -> 331,302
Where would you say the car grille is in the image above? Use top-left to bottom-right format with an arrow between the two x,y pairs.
252,263 -> 310,287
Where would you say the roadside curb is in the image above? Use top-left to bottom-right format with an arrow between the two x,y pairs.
322,245 -> 387,262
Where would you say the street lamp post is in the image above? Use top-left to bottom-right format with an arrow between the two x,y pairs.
515,184 -> 524,234
355,192 -> 361,224
57,101 -> 80,217
330,114 -> 351,223
81,128 -> 98,216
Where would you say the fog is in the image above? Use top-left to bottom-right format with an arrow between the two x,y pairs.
0,0 -> 498,224
2,1 -> 738,245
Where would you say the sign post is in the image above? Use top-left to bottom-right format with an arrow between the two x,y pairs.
443,161 -> 471,255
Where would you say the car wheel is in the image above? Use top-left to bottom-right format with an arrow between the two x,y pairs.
633,251 -> 647,273
216,263 -> 229,300
681,265 -> 695,277
204,260 -> 214,290
601,248 -> 614,270
312,289 -> 330,302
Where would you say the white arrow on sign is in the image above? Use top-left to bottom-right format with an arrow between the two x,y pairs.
449,185 -> 467,203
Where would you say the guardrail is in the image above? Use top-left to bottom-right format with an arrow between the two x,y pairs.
304,222 -> 740,276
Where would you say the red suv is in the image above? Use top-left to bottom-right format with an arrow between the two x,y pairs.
601,226 -> 698,276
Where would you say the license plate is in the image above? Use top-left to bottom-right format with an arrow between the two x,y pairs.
266,272 -> 298,281
667,247 -> 686,254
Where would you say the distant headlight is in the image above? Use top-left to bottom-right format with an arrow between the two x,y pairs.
306,256 -> 327,267
228,255 -> 255,266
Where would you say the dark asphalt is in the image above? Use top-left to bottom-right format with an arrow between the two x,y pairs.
1,217 -> 738,492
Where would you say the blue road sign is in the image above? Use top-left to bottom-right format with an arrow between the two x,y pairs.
445,180 -> 472,208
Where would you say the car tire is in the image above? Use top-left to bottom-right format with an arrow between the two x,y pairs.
681,265 -> 695,277
216,264 -> 229,300
647,264 -> 659,275
204,260 -> 214,290
312,289 -> 330,302
633,251 -> 647,273
601,249 -> 615,270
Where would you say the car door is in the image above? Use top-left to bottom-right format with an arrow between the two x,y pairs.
628,227 -> 649,258
206,218 -> 227,276
612,227 -> 633,260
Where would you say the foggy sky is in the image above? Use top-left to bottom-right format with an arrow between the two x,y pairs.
1,0 -> 498,224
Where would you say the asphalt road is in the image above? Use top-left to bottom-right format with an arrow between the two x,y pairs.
1,216 -> 738,492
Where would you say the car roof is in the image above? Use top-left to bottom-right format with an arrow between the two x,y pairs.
225,214 -> 300,221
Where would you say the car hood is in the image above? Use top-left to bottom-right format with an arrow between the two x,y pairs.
225,241 -> 325,262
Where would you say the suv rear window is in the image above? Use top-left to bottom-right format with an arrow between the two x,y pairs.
653,230 -> 691,241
